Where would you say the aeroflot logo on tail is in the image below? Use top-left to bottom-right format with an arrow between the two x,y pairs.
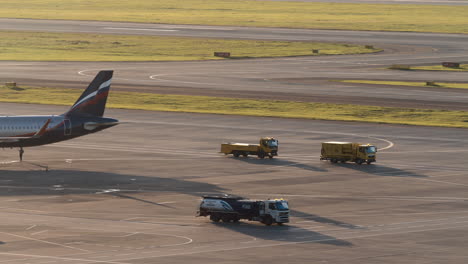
71,78 -> 112,110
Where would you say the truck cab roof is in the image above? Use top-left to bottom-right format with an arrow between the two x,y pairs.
323,141 -> 352,144
202,194 -> 244,200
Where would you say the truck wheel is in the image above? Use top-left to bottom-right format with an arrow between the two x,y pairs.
263,216 -> 273,226
210,214 -> 220,222
355,159 -> 363,165
331,158 -> 338,163
366,161 -> 372,165
233,151 -> 240,158
268,155 -> 273,159
258,152 -> 265,159
221,215 -> 231,223
242,153 -> 248,157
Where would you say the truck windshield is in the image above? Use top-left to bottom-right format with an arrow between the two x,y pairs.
267,139 -> 278,147
276,201 -> 289,210
366,146 -> 376,153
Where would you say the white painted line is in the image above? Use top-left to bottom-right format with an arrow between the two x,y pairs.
0,252 -> 128,264
0,207 -> 47,213
114,232 -> 139,238
0,232 -> 91,253
25,225 -> 37,230
159,234 -> 193,247
112,221 -> 468,262
149,74 -> 214,86
240,237 -> 257,244
104,27 -> 179,32
411,178 -> 468,188
121,217 -> 142,221
367,136 -> 394,151
31,230 -> 48,236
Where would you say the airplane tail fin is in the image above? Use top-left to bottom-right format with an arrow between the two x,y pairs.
65,70 -> 113,117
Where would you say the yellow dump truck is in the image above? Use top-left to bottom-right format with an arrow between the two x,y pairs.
320,142 -> 377,165
221,137 -> 278,159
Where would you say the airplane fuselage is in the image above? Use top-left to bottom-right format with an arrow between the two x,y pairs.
0,115 -> 118,148
0,70 -> 118,160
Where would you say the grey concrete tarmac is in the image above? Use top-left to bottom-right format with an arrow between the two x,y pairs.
1,102 -> 467,263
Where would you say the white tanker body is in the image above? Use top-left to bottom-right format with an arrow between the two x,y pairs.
197,195 -> 289,226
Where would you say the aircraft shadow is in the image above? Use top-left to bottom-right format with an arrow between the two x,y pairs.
210,221 -> 352,247
105,192 -> 176,209
332,162 -> 427,178
229,156 -> 327,172
0,169 -> 226,197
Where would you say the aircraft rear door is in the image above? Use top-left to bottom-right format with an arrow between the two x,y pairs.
64,119 -> 71,136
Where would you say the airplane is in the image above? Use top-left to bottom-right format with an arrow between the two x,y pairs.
0,70 -> 119,161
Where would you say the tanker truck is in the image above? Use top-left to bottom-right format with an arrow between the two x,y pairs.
197,195 -> 289,225
220,137 -> 278,159
320,141 -> 377,164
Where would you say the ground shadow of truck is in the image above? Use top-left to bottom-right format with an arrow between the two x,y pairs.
210,221 -> 353,247
289,209 -> 361,230
332,162 -> 427,178
228,156 -> 327,172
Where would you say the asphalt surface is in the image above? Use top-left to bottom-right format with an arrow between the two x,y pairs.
1,103 -> 468,264
1,19 -> 468,110
1,9 -> 468,263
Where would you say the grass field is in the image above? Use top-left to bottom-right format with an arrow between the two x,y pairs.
0,31 -> 377,61
411,64 -> 468,72
0,0 -> 467,34
1,85 -> 467,128
339,80 -> 468,89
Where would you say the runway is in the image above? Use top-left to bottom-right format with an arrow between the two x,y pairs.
1,19 -> 468,110
1,103 -> 468,263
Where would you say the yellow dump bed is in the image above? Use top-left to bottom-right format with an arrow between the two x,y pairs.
221,143 -> 259,154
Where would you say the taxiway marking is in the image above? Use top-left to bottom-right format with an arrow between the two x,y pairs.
25,225 -> 37,230
109,220 -> 468,262
30,230 -> 48,236
113,232 -> 139,238
0,231 -> 91,253
0,253 -> 130,264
